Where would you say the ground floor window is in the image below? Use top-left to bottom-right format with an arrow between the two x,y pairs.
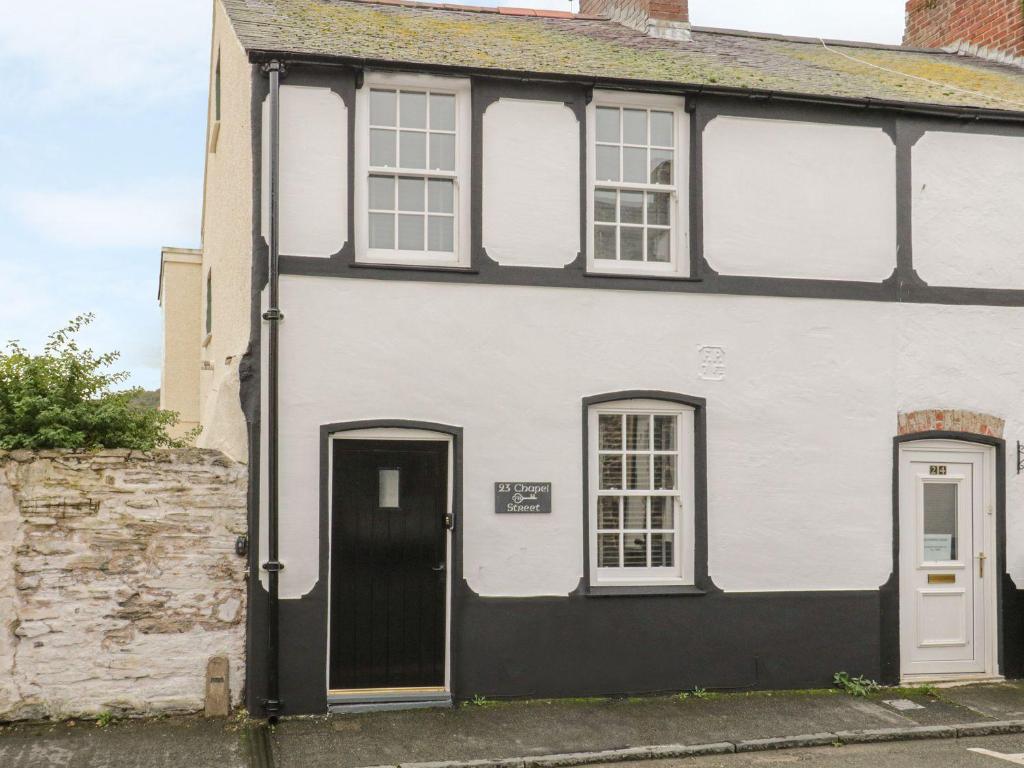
588,398 -> 695,588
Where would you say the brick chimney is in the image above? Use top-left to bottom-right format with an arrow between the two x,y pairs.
579,0 -> 690,41
904,0 -> 1024,66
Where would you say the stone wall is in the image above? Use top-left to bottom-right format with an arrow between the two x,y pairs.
0,449 -> 248,721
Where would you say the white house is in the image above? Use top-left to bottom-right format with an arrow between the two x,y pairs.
160,0 -> 1024,716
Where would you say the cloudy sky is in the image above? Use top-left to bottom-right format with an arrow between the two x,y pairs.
0,0 -> 905,389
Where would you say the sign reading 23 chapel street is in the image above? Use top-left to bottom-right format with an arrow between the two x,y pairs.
495,482 -> 552,514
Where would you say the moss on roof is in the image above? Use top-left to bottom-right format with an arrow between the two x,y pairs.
223,0 -> 1024,113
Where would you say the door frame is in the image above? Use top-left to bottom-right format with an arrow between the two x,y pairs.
891,433 -> 1002,684
323,420 -> 461,705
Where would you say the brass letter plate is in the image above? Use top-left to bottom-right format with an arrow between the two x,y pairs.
928,573 -> 956,584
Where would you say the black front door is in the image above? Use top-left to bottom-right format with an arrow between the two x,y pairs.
330,439 -> 448,691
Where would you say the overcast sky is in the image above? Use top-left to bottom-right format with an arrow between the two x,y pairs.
0,1 -> 905,389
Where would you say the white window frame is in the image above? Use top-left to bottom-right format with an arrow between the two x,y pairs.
587,399 -> 696,588
355,72 -> 472,267
586,90 -> 689,277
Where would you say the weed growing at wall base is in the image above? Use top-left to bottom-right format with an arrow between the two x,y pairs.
833,671 -> 881,697
0,314 -> 198,450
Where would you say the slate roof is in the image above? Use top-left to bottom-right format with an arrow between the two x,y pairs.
223,0 -> 1024,115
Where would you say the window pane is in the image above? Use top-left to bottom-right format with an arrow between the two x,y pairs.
596,145 -> 620,182
651,533 -> 674,567
651,111 -> 673,147
379,468 -> 400,508
427,216 -> 454,252
653,415 -> 676,450
398,176 -> 425,212
622,109 -> 647,145
427,179 -> 454,213
626,414 -> 650,449
598,496 -> 620,529
398,213 -> 424,250
620,227 -> 643,261
626,454 -> 650,490
369,212 -> 395,249
623,496 -> 646,529
368,175 -> 395,210
923,483 -> 958,561
595,189 -> 616,223
650,497 -> 673,529
623,147 -> 647,183
599,454 -> 623,490
654,455 -> 676,490
648,229 -> 671,263
647,192 -> 671,226
596,107 -> 620,143
623,533 -> 647,567
399,130 -> 426,168
370,128 -> 396,167
430,93 -> 456,131
620,191 -> 643,225
650,149 -> 673,185
370,89 -> 397,126
429,132 -> 455,171
599,414 -> 622,450
399,91 -> 427,128
595,225 -> 617,260
598,533 -> 621,567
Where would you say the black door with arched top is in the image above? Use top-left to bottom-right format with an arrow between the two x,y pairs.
330,439 -> 448,691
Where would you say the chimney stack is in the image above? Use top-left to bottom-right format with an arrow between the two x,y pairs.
904,0 -> 1024,67
579,0 -> 690,41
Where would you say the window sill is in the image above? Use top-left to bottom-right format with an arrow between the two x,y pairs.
584,584 -> 705,597
350,261 -> 478,275
201,332 -> 213,348
584,270 -> 702,283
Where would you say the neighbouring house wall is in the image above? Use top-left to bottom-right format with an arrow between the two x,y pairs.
159,248 -> 203,438
0,449 -> 247,721
197,0 -> 255,462
905,0 -> 1024,61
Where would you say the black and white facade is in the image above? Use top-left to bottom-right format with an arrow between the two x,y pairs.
176,0 -> 1024,718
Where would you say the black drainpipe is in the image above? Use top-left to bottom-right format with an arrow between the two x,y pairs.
261,58 -> 285,721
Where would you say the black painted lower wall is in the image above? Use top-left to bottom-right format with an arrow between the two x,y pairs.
246,581 -> 930,715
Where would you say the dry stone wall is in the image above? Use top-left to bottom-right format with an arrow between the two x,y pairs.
0,449 -> 247,721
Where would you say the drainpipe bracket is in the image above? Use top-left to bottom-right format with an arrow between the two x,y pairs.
262,560 -> 285,573
262,308 -> 284,322
260,60 -> 288,78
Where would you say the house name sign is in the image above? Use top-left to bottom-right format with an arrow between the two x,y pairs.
495,482 -> 552,514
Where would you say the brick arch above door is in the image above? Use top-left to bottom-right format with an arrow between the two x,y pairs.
897,409 -> 1005,439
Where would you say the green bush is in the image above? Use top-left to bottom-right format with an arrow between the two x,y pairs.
0,314 -> 195,450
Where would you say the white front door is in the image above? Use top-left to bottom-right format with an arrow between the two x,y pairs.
899,441 -> 996,681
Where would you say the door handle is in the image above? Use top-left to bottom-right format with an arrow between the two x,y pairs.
978,552 -> 986,578
431,563 -> 446,573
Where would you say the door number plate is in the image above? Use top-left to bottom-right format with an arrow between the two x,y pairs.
929,465 -> 948,475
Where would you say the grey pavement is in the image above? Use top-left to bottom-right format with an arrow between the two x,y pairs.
269,684 -> 1017,768
3,682 -> 1024,768
0,715 -> 250,768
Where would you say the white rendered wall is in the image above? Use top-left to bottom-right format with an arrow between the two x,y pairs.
482,99 -> 580,268
261,85 -> 348,258
912,131 -> 1024,290
259,277 -> 1024,599
703,117 -> 897,281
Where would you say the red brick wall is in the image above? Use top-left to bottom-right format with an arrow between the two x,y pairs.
579,0 -> 687,23
904,0 -> 1024,57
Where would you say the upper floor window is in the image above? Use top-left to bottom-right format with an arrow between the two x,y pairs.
588,92 -> 688,277
205,270 -> 213,337
355,73 -> 471,267
587,398 -> 695,588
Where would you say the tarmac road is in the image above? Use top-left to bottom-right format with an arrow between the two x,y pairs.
612,735 -> 1024,768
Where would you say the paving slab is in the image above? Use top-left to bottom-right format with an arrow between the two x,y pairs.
268,687 -> 1006,768
0,716 -> 250,768
942,681 -> 1024,720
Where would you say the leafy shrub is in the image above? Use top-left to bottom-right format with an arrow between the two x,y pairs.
0,314 -> 195,450
833,671 -> 881,697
